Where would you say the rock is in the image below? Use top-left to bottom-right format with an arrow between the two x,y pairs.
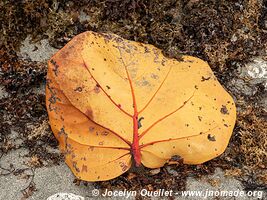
78,11 -> 90,23
228,57 -> 267,97
19,36 -> 57,62
47,193 -> 84,200
244,57 -> 267,87
229,78 -> 255,96
149,168 -> 161,175
166,166 -> 179,176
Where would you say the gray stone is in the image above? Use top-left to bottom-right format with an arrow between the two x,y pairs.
244,57 -> 267,87
47,193 -> 84,200
228,57 -> 267,102
19,36 -> 57,62
78,11 -> 91,23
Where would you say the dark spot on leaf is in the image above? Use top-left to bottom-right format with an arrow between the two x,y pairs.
82,165 -> 88,172
186,60 -> 194,63
151,73 -> 159,79
198,116 -> 202,121
101,33 -> 114,43
106,85 -> 111,89
50,59 -> 56,65
72,161 -> 80,172
161,58 -> 166,66
58,127 -> 67,137
195,85 -> 198,89
208,134 -> 216,141
101,131 -> 109,136
85,109 -> 93,119
74,87 -> 83,92
138,117 -> 144,129
201,76 -> 211,81
81,157 -> 86,161
220,105 -> 229,115
224,124 -> 229,127
104,58 -> 107,61
89,126 -> 95,132
94,85 -> 100,93
114,37 -> 123,43
49,95 -> 60,105
88,146 -> 94,151
153,49 -> 160,63
119,161 -> 128,172
50,59 -> 59,76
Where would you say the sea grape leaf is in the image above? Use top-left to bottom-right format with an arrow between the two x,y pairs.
46,31 -> 236,181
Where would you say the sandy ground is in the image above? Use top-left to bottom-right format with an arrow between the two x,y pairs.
1,148 -> 265,200
0,36 -> 266,200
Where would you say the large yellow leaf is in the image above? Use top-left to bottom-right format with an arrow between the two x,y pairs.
46,31 -> 236,181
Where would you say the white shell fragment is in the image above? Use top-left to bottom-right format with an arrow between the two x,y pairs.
47,193 -> 84,200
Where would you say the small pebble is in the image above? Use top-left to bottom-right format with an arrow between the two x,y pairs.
47,193 -> 84,200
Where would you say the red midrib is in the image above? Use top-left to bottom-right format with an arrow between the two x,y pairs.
132,111 -> 141,167
119,49 -> 141,167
